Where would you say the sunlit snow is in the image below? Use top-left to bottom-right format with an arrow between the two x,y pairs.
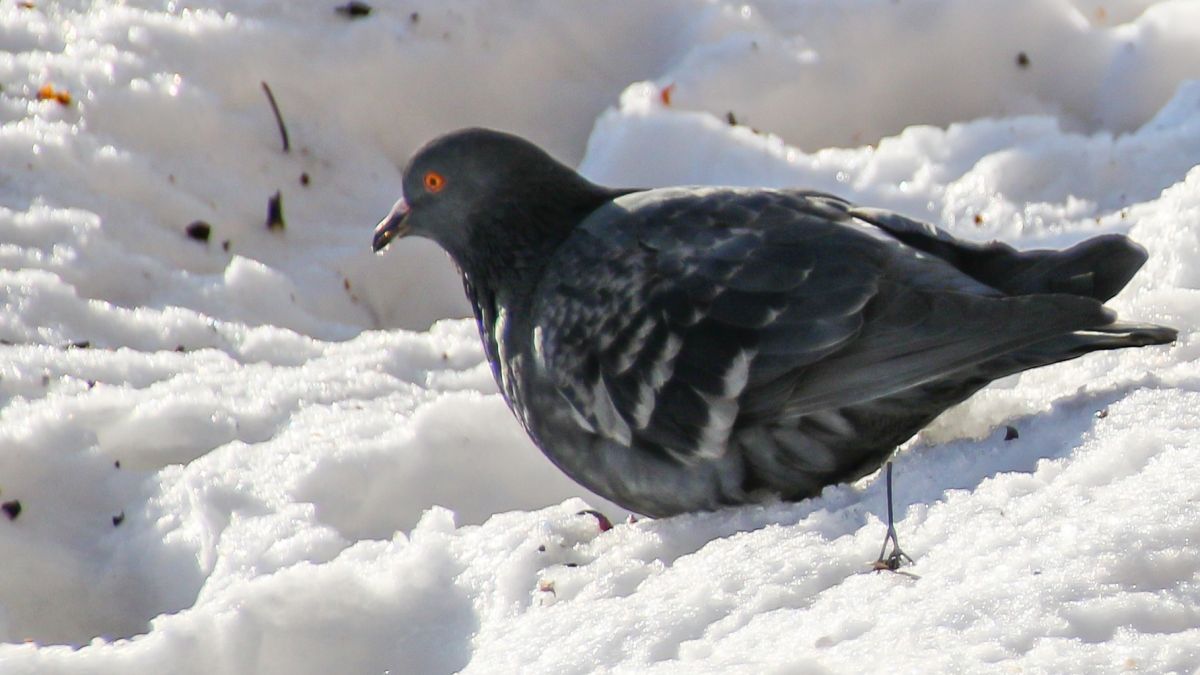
1,1 -> 1198,673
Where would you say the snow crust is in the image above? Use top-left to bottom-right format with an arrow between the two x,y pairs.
1,1 -> 1198,673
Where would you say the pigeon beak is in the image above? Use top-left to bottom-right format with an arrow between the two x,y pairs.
373,197 -> 411,252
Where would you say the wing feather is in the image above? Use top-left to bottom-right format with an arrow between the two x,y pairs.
532,188 -> 1113,464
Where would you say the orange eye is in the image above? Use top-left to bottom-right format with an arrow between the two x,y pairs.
423,171 -> 446,193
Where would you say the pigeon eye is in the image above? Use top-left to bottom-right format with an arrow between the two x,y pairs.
423,171 -> 446,193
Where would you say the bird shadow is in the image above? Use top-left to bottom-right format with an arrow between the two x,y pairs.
631,381 -> 1153,570
522,379 -> 1175,664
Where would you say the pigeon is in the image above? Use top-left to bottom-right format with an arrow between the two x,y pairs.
373,128 -> 1176,558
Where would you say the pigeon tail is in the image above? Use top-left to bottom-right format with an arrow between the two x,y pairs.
851,207 -> 1150,301
979,319 -> 1176,380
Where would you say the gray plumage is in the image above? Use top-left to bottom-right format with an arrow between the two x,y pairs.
373,128 -> 1176,517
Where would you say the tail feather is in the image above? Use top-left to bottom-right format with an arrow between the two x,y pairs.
1072,321 -> 1178,350
979,320 -> 1176,379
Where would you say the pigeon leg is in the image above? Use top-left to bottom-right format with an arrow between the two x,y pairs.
873,461 -> 913,571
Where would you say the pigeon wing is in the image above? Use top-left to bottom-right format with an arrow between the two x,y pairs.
533,188 -> 1112,463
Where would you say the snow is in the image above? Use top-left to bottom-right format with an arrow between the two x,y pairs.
1,0 -> 1198,672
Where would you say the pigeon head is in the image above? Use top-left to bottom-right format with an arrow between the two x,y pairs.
373,128 -> 617,281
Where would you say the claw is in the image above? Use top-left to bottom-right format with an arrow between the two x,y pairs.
873,523 -> 914,572
577,509 -> 614,532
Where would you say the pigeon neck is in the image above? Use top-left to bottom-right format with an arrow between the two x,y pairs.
459,182 -> 628,300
